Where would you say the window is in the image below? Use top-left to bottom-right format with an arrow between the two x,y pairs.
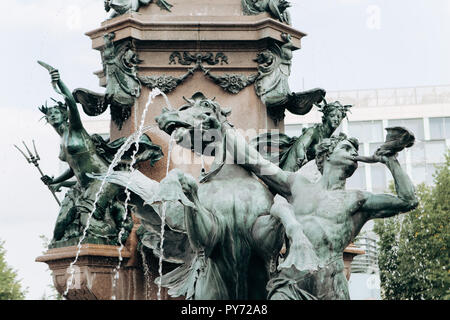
411,164 -> 426,185
388,119 -> 424,140
424,140 -> 447,163
347,166 -> 366,190
348,121 -> 384,143
371,164 -> 387,193
430,117 -> 450,140
410,141 -> 426,164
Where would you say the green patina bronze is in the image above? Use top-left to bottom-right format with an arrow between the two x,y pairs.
254,33 -> 326,122
72,33 -> 142,130
251,101 -> 352,172
98,93 -> 285,299
105,0 -> 172,19
226,124 -> 419,299
242,0 -> 291,25
38,62 -> 163,248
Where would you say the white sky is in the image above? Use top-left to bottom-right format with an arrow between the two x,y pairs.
0,0 -> 449,299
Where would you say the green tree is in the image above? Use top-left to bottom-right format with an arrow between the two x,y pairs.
0,240 -> 27,300
375,152 -> 450,300
39,235 -> 62,300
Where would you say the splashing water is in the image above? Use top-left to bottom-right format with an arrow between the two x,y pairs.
64,131 -> 139,297
140,246 -> 151,300
156,132 -> 176,300
63,89 -> 163,298
157,201 -> 168,300
111,89 -> 163,299
160,90 -> 174,111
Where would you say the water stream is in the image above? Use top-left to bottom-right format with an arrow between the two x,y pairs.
111,89 -> 163,299
64,89 -> 165,298
156,132 -> 176,300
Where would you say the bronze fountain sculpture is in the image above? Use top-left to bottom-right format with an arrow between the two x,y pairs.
25,1 -> 420,301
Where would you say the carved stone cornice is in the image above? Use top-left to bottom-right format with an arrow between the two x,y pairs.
86,16 -> 306,51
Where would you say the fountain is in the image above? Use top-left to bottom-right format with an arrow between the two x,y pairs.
32,0 -> 420,300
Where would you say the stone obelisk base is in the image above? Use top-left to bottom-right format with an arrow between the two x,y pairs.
36,244 -> 145,300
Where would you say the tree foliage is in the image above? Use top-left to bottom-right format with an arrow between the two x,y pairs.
374,152 -> 450,300
0,240 -> 27,300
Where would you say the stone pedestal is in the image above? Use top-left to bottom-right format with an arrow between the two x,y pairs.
36,244 -> 144,300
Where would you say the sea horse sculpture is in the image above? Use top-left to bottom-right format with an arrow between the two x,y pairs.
98,92 -> 285,299
38,62 -> 163,248
254,33 -> 326,123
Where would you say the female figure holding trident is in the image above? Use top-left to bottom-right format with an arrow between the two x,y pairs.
38,61 -> 163,247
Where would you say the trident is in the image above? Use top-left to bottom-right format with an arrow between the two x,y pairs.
14,140 -> 61,206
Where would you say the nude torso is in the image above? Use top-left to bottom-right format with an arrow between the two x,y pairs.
60,128 -> 109,188
290,174 -> 366,265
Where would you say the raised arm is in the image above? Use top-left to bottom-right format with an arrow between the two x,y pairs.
225,127 -> 292,198
51,70 -> 83,130
281,128 -> 316,171
38,61 -> 83,130
360,156 -> 419,220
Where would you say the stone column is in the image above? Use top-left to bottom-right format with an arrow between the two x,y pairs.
85,0 -> 306,181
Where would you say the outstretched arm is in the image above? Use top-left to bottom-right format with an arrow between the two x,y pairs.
360,156 -> 418,220
225,127 -> 292,198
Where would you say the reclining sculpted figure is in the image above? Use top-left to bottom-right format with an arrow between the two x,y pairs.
227,127 -> 418,299
104,0 -> 172,19
251,100 -> 351,172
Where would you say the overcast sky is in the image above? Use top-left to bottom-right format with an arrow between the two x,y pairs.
0,0 -> 449,299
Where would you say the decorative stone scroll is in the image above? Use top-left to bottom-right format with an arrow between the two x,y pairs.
141,57 -> 256,95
